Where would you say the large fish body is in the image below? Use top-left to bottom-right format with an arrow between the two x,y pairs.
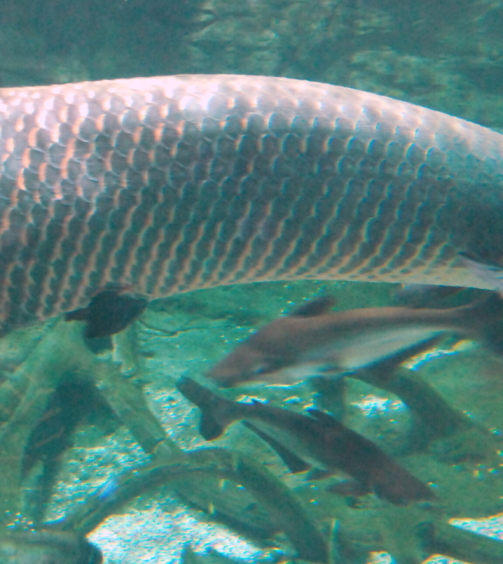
176,376 -> 434,505
208,294 -> 503,386
0,75 -> 503,333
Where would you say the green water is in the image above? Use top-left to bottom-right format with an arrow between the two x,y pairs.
2,1 -> 503,562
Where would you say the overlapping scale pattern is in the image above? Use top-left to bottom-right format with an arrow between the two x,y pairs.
0,74 -> 503,333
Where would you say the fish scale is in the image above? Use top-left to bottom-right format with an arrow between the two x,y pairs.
0,74 -> 502,334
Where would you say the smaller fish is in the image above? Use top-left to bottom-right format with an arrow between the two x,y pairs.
65,289 -> 148,339
176,377 -> 434,505
208,293 -> 503,387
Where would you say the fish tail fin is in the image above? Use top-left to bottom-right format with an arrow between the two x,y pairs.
176,377 -> 234,440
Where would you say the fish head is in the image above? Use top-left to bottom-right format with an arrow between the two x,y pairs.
207,343 -> 289,386
207,313 -> 335,386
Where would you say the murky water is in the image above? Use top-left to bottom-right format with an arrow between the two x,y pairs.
1,1 -> 503,562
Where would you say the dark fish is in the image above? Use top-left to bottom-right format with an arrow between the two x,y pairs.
176,377 -> 434,505
208,293 -> 503,387
65,289 -> 148,339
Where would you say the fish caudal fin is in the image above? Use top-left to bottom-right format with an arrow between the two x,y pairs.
176,377 -> 233,440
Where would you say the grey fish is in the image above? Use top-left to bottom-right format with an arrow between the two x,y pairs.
208,293 -> 503,386
176,376 -> 434,505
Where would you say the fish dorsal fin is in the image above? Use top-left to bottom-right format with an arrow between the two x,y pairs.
290,296 -> 336,317
242,421 -> 312,474
307,408 -> 343,428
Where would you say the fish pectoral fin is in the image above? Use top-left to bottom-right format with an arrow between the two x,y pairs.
242,422 -> 312,474
353,335 -> 443,385
290,296 -> 336,317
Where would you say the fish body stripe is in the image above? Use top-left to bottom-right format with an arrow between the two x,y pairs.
0,74 -> 502,333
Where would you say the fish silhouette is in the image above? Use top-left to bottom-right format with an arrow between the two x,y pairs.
177,376 -> 434,506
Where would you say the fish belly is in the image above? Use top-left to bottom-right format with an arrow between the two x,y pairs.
320,327 -> 446,371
